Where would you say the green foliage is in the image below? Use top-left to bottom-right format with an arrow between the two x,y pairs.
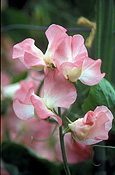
1,8 -> 28,26
32,3 -> 51,26
11,71 -> 28,84
82,78 -> 115,114
29,0 -> 96,28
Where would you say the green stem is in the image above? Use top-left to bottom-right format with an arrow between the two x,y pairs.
96,0 -> 102,59
58,107 -> 71,175
37,79 -> 44,96
63,127 -> 70,136
93,141 -> 106,175
100,0 -> 114,81
92,145 -> 115,149
91,144 -> 115,167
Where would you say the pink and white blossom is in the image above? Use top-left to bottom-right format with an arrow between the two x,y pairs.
12,24 -> 67,71
13,77 -> 39,120
68,106 -> 113,145
54,35 -> 105,85
13,69 -> 77,127
1,109 -> 58,162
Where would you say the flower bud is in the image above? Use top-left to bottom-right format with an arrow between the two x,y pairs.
68,106 -> 113,145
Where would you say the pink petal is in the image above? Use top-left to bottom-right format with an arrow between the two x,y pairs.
43,69 -> 77,109
72,106 -> 113,145
45,25 -> 67,63
54,36 -> 73,66
58,62 -> 82,82
12,38 -> 34,59
83,111 -> 95,125
87,112 -> 109,140
24,52 -> 46,71
24,87 -> 34,104
69,118 -> 91,141
12,39 -> 34,68
54,35 -> 88,67
13,80 -> 34,104
79,57 -> 105,85
72,35 -> 88,62
94,106 -> 113,133
45,24 -> 67,47
13,99 -> 34,120
73,138 -> 102,145
12,38 -> 44,69
55,133 -> 91,164
31,94 -> 62,127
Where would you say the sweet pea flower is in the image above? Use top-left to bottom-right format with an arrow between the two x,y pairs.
55,133 -> 91,164
13,69 -> 77,127
68,106 -> 113,145
54,35 -> 105,85
2,105 -> 58,161
12,24 -> 67,71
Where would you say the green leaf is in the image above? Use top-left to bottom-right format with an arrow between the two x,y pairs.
1,8 -> 29,26
82,78 -> 115,114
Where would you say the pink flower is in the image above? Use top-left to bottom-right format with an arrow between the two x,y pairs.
25,119 -> 57,161
78,57 -> 105,85
54,35 -> 105,85
13,77 -> 40,119
2,108 -> 58,162
68,106 -> 113,145
13,69 -> 77,127
12,24 -> 67,71
55,133 -> 91,164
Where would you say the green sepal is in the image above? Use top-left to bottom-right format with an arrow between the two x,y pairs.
66,117 -> 73,124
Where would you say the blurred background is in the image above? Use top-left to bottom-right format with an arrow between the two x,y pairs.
1,0 -> 115,83
1,0 -> 97,54
1,0 -> 115,175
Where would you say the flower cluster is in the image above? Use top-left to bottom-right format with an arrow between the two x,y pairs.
12,24 -> 113,145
